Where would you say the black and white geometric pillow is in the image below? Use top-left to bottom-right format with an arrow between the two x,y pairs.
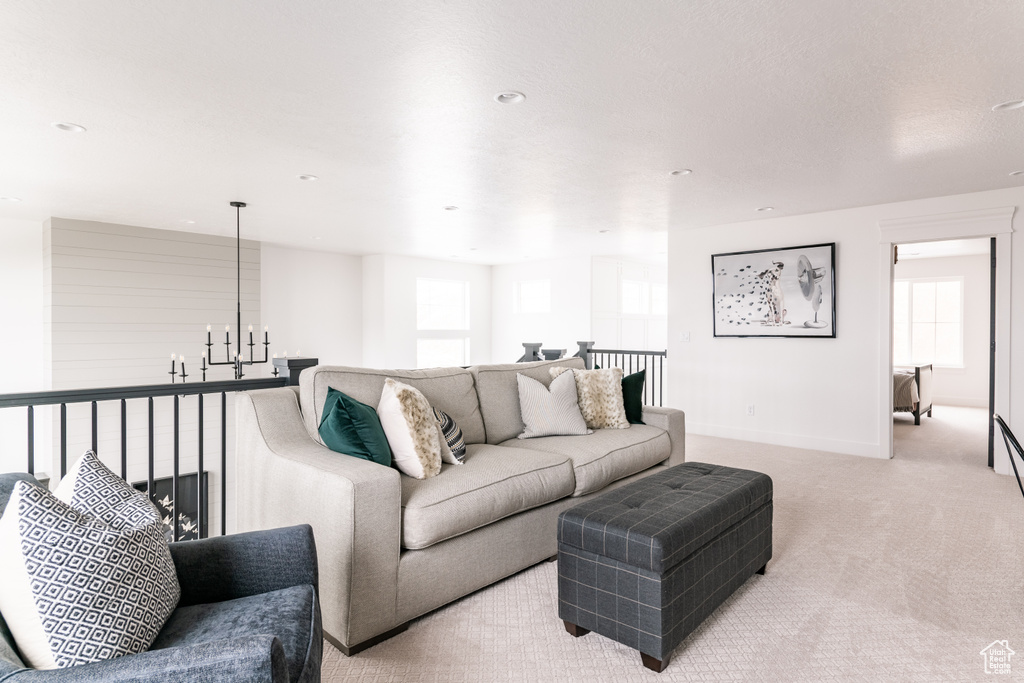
433,407 -> 467,463
54,450 -> 159,531
0,452 -> 180,669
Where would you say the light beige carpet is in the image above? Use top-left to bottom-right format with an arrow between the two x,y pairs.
321,407 -> 1024,681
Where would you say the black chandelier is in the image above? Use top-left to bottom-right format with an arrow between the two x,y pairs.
168,202 -> 275,382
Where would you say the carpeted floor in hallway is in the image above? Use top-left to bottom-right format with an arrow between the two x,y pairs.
320,406 -> 1024,681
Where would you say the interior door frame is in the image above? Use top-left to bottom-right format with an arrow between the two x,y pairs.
877,207 -> 1014,470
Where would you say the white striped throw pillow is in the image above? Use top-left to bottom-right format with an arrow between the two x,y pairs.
516,371 -> 592,439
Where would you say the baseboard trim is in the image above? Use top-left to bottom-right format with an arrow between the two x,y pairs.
326,622 -> 410,656
687,422 -> 884,459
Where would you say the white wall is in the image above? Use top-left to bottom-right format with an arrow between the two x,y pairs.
261,245 -> 362,366
0,218 -> 45,473
490,256 -> 592,363
40,218 -> 259,530
894,253 -> 990,407
669,185 -> 1024,463
362,254 -> 491,369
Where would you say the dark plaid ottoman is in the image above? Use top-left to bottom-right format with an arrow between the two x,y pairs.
557,462 -> 773,672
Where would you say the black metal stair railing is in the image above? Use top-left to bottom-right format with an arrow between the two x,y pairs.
517,341 -> 667,407
0,357 -> 316,541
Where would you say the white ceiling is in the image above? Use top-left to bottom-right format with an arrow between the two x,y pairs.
1,1 -> 1023,264
897,238 -> 991,260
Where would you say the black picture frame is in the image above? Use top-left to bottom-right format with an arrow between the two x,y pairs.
132,471 -> 209,541
712,242 -> 836,338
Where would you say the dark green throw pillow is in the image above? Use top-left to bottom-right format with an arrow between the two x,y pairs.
318,387 -> 392,466
621,369 -> 646,425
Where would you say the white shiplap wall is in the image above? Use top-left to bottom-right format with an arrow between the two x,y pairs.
43,218 -> 262,534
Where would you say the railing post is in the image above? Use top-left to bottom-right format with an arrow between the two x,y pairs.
198,393 -> 205,539
26,406 -> 34,475
172,394 -> 180,542
60,403 -> 67,478
517,343 -> 543,363
541,348 -> 566,360
575,341 -> 595,369
271,357 -> 319,386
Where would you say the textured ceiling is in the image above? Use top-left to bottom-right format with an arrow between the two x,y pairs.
1,1 -> 1023,263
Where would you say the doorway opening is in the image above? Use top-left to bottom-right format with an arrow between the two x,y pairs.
890,237 -> 994,468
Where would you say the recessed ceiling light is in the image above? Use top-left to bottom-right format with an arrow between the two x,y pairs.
992,99 -> 1024,111
670,169 -> 692,176
180,219 -> 196,224
493,91 -> 525,104
443,205 -> 459,211
1,196 -> 22,202
756,206 -> 774,212
311,236 -> 322,240
469,247 -> 478,251
1010,170 -> 1024,176
297,174 -> 319,181
52,122 -> 86,133
597,229 -> 611,233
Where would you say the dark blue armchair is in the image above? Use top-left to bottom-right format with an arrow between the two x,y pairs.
0,473 -> 322,682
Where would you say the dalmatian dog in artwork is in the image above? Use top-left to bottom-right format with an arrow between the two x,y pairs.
757,261 -> 787,326
715,260 -> 791,328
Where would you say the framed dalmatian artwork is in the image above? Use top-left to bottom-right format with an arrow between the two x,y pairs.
712,242 -> 836,338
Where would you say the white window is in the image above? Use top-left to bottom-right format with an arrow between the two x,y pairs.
621,280 -> 649,315
513,279 -> 551,314
416,278 -> 470,368
893,278 -> 963,367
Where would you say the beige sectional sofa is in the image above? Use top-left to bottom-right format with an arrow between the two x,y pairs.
235,357 -> 685,655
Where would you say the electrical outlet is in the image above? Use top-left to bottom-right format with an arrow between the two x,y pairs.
746,404 -> 755,417
680,332 -> 690,343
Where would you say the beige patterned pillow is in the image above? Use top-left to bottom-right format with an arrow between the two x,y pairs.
550,367 -> 629,430
378,378 -> 442,479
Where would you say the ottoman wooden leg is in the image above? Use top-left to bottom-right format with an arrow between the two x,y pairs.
641,652 -> 669,672
757,563 -> 767,575
563,621 -> 590,637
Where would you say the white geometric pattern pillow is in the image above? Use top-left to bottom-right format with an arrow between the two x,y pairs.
0,451 -> 180,669
550,366 -> 630,430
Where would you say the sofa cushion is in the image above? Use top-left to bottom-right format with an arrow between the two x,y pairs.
470,358 -> 586,445
300,365 -> 485,446
150,584 -> 318,683
400,444 -> 576,549
501,424 -> 671,496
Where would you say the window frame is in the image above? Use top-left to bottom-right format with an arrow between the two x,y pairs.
893,275 -> 965,369
416,277 -> 471,368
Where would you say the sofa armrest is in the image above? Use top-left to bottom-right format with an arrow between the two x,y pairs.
170,525 -> 318,607
1,635 -> 288,682
642,406 -> 685,467
235,388 -> 402,651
